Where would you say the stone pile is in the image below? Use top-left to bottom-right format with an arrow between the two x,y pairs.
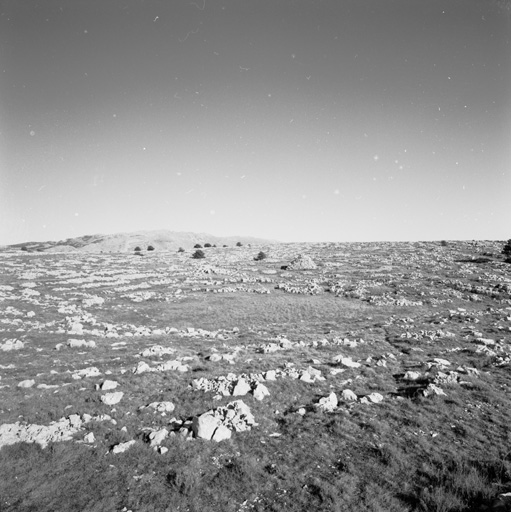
0,338 -> 24,351
287,254 -> 317,270
192,400 -> 257,442
275,281 -> 323,295
140,345 -> 175,357
72,367 -> 101,379
192,365 -> 323,399
139,401 -> 175,414
132,359 -> 190,374
257,336 -> 364,354
0,413 -> 109,449
314,390 -> 384,412
66,339 -> 96,349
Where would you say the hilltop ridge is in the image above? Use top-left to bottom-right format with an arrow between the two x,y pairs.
3,230 -> 278,253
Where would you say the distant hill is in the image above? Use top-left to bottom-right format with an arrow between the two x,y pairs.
3,230 -> 278,253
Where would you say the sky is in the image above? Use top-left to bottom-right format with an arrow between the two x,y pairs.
1,0 -> 510,245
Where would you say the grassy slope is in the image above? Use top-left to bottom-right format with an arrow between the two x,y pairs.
0,241 -> 510,511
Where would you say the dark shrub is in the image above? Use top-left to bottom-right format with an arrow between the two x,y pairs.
21,246 -> 28,251
194,244 -> 202,249
502,239 -> 511,257
254,251 -> 267,261
178,247 -> 185,253
236,242 -> 243,247
134,246 -> 141,252
440,240 -> 448,247
192,250 -> 205,259
147,245 -> 155,251
204,243 -> 212,248
223,245 -> 228,248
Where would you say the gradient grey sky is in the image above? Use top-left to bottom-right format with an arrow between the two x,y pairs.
1,0 -> 510,244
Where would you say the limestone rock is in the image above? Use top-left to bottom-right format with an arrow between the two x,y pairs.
0,415 -> 89,449
133,361 -> 152,374
68,322 -> 84,335
146,401 -> 175,414
252,383 -> 270,401
423,383 -> 446,397
317,392 -> 338,412
333,355 -> 361,368
112,440 -> 136,454
232,378 -> 251,396
403,371 -> 421,381
141,345 -> 175,357
101,392 -> 124,405
299,371 -> 314,383
366,393 -> 384,403
192,414 -> 221,441
149,428 -> 168,448
83,432 -> 95,443
67,339 -> 96,348
99,380 -> 119,391
1,339 -> 24,351
211,425 -> 232,442
18,379 -> 35,388
73,367 -> 101,379
341,389 -> 357,401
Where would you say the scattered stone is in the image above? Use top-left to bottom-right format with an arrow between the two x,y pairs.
17,379 -> 35,388
366,393 -> 384,403
252,383 -> 270,401
83,432 -> 95,443
193,414 -> 221,441
211,425 -> 232,442
73,367 -> 101,379
341,389 -> 357,401
141,345 -> 175,357
232,378 -> 251,396
316,392 -> 338,412
423,384 -> 446,397
0,414 -> 102,449
155,360 -> 189,372
37,383 -> 59,389
67,339 -> 96,348
333,355 -> 361,368
112,440 -> 136,454
1,339 -> 24,351
101,392 -> 124,405
148,428 -> 168,448
68,323 -> 84,335
403,371 -> 422,381
144,401 -> 175,414
133,361 -> 152,374
98,380 -> 119,391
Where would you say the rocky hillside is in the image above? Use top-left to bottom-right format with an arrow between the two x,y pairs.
3,230 -> 277,253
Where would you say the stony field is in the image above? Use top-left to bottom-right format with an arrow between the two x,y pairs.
0,241 -> 510,512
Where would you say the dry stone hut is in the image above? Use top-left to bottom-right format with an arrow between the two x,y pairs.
287,254 -> 317,270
